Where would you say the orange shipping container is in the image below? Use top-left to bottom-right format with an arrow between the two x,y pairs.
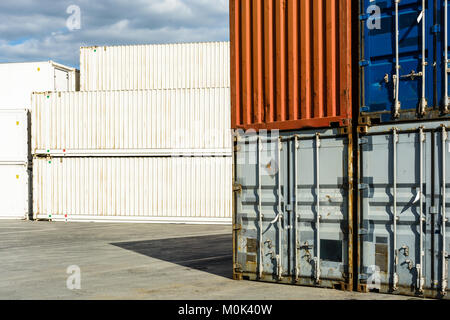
230,0 -> 352,131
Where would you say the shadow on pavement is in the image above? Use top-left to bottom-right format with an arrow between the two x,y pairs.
111,233 -> 233,279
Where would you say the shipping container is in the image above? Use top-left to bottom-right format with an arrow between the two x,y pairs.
80,42 -> 230,91
233,126 -> 353,290
0,109 -> 30,220
33,156 -> 232,224
230,0 -> 353,131
359,0 -> 450,124
0,165 -> 29,220
32,89 -> 232,156
0,61 -> 79,110
357,120 -> 449,299
0,109 -> 29,164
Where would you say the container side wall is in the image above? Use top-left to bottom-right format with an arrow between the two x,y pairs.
80,42 -> 230,91
33,157 -> 232,223
230,0 -> 352,131
31,89 -> 232,154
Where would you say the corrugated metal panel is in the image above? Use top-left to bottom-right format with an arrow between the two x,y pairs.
33,157 -> 232,224
0,61 -> 79,110
0,109 -> 28,164
358,121 -> 449,299
80,42 -> 230,91
32,88 -> 232,155
0,164 -> 29,219
359,0 -> 450,124
233,126 -> 353,290
230,0 -> 352,131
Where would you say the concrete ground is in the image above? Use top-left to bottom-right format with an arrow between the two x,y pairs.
0,220 -> 420,300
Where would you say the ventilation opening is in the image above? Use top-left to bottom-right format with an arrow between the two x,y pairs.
369,288 -> 380,293
243,276 -> 250,281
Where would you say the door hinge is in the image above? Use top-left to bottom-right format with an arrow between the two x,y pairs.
233,183 -> 242,193
233,224 -> 242,231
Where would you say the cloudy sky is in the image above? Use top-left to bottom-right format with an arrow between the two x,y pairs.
0,0 -> 229,68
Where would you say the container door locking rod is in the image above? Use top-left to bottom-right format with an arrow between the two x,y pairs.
294,136 -> 300,282
257,136 -> 264,279
442,127 -> 448,295
445,0 -> 449,113
393,128 -> 400,291
393,0 -> 401,118
418,0 -> 428,115
314,133 -> 321,284
417,128 -> 425,293
276,136 -> 283,281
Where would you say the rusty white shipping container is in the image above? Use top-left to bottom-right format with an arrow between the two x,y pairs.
80,42 -> 230,91
0,61 -> 79,110
32,88 -> 232,156
33,156 -> 232,224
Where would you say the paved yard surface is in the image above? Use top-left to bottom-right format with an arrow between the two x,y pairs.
0,220 -> 419,300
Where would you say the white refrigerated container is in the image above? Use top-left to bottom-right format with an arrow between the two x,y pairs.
0,61 -> 79,110
33,156 -> 232,224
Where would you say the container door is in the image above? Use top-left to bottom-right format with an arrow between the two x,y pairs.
361,0 -> 433,119
359,128 -> 433,295
0,110 -> 28,163
234,134 -> 289,280
54,68 -> 69,91
0,165 -> 28,219
290,134 -> 351,287
234,130 -> 351,288
433,127 -> 450,297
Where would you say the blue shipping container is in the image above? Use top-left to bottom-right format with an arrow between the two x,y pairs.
360,0 -> 450,124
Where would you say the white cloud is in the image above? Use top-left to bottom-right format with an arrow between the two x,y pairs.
0,0 -> 229,68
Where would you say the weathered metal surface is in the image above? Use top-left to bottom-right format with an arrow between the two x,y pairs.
32,89 -> 232,155
359,0 -> 450,124
80,42 -> 230,91
33,156 -> 232,224
233,126 -> 353,290
357,120 -> 450,299
230,0 -> 352,131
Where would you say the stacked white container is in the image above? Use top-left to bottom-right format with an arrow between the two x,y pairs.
0,61 -> 79,219
32,42 -> 232,224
